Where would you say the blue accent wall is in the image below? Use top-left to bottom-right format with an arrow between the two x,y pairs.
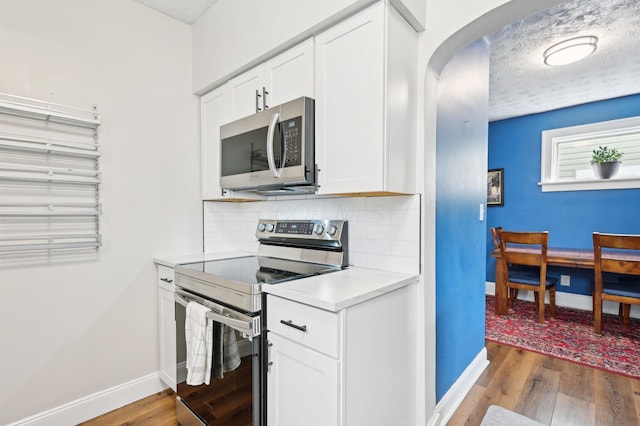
487,93 -> 640,295
436,40 -> 489,400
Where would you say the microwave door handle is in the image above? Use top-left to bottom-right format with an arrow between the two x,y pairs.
266,112 -> 282,178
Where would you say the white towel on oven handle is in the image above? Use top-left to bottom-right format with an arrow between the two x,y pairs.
185,301 -> 213,385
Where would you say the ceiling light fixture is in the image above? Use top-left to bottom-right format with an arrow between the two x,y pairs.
543,36 -> 598,66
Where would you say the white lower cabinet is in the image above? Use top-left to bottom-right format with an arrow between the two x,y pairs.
266,284 -> 416,425
157,265 -> 177,391
267,294 -> 340,425
267,333 -> 339,426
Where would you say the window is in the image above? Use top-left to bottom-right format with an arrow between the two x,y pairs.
540,116 -> 640,192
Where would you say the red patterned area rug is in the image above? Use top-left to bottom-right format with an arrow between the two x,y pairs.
485,295 -> 640,379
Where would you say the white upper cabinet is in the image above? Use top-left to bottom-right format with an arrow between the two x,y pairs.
229,39 -> 314,120
265,38 -> 315,108
201,84 -> 231,200
315,2 -> 417,195
228,66 -> 264,120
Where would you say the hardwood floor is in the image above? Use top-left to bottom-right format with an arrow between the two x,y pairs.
80,342 -> 640,426
448,341 -> 640,426
78,389 -> 177,426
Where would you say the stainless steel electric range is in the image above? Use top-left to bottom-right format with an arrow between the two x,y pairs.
173,219 -> 348,426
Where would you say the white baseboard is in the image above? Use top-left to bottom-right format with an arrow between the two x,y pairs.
431,347 -> 489,426
485,281 -> 640,318
7,372 -> 168,426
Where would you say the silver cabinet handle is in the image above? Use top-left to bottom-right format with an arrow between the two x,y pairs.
262,86 -> 269,110
280,319 -> 307,332
255,89 -> 262,112
160,277 -> 173,283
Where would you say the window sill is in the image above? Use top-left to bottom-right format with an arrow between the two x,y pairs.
539,176 -> 640,192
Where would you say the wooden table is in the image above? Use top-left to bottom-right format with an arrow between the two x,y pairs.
492,247 -> 594,315
492,247 -> 640,315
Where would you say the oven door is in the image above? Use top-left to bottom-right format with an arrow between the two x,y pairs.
174,288 -> 265,426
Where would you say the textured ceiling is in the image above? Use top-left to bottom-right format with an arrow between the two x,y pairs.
488,0 -> 640,121
135,0 -> 640,122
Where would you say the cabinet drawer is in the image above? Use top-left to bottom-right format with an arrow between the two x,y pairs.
157,265 -> 175,291
267,295 -> 340,358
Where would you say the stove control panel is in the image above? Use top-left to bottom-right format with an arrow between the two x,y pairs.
256,219 -> 347,243
276,221 -> 315,235
257,219 -> 349,267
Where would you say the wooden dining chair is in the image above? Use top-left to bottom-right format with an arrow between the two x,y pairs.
491,226 -> 518,307
490,226 -> 502,250
592,232 -> 640,334
493,226 -> 544,309
498,230 -> 557,324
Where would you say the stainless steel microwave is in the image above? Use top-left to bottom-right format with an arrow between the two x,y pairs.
220,96 -> 316,194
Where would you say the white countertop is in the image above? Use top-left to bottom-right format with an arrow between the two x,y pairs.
155,252 -> 419,312
153,251 -> 254,268
263,266 -> 419,312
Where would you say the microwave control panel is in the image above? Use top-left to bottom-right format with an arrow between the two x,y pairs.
283,117 -> 302,166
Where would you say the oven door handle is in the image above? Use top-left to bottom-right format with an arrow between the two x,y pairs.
175,289 -> 260,338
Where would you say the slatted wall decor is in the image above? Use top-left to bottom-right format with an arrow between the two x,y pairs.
0,93 -> 101,253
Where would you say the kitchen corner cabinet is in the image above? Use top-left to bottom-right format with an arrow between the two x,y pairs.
201,85 -> 264,200
266,284 -> 415,426
157,264 -> 177,391
201,84 -> 231,200
229,38 -> 315,120
315,2 -> 418,195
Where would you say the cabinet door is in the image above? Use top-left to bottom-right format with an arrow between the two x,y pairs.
264,38 -> 315,108
315,3 -> 385,194
158,285 -> 177,391
267,333 -> 339,426
201,84 -> 231,200
228,64 -> 264,119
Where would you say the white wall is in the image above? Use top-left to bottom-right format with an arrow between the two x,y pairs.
0,1 -> 202,424
203,195 -> 421,274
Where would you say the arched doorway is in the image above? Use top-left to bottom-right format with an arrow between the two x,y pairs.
419,0 -> 568,423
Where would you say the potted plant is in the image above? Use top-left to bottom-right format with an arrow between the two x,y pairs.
591,146 -> 623,179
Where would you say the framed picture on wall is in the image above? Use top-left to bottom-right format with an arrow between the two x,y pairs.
487,168 -> 504,206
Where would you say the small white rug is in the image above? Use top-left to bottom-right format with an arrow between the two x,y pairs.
480,405 -> 545,426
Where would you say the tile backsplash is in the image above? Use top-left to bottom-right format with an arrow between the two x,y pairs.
203,195 -> 421,274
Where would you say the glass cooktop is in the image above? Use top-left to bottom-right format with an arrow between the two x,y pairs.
179,255 -> 339,286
